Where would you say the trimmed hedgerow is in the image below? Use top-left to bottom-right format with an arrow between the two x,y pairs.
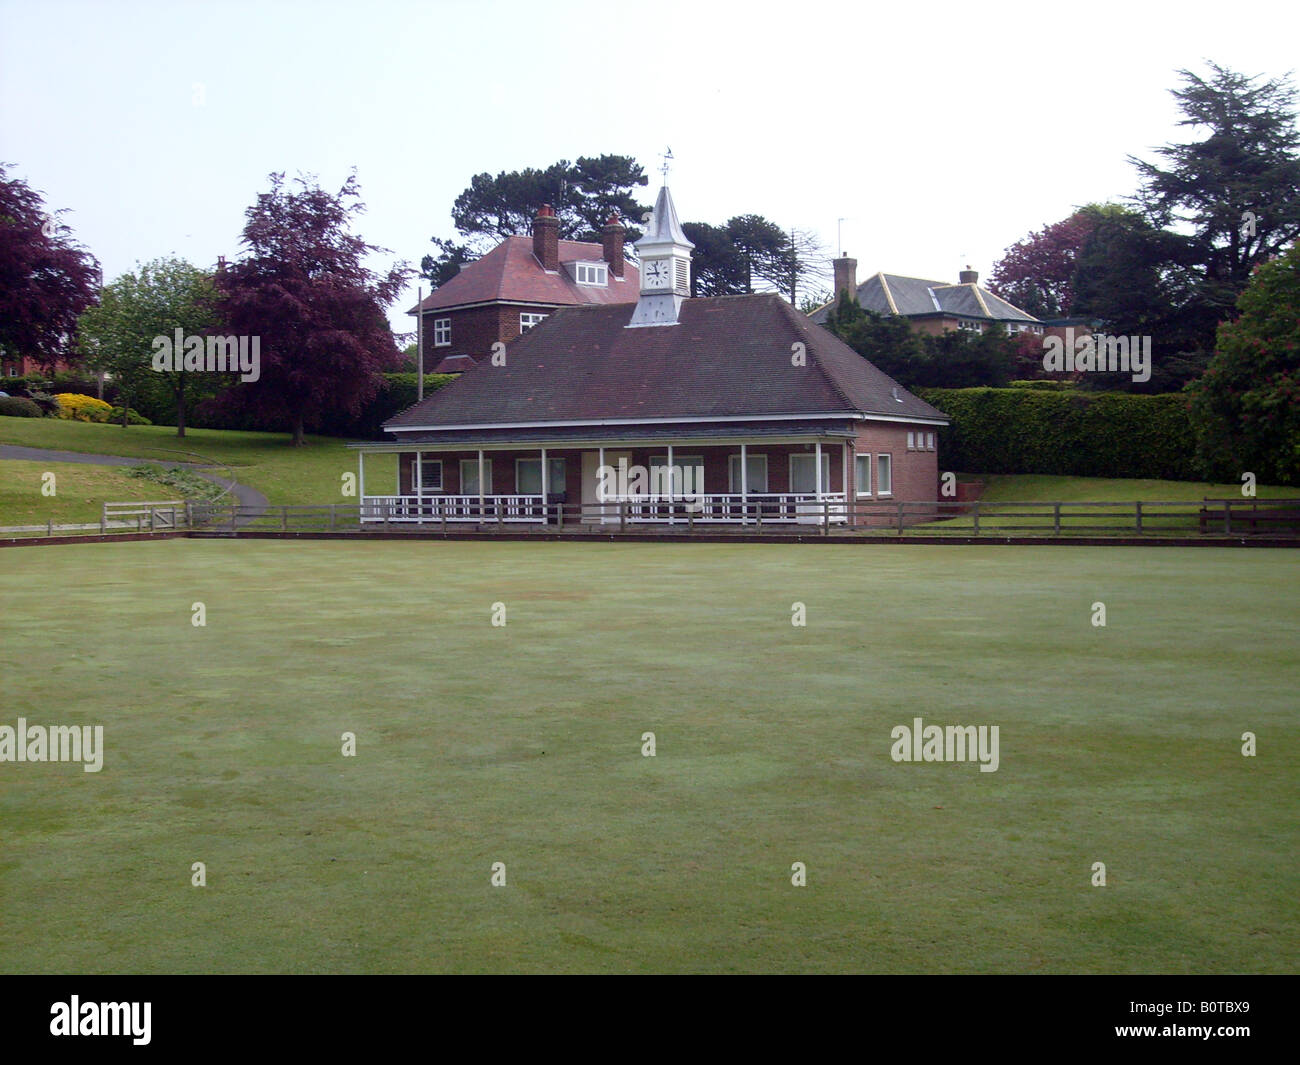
917,387 -> 1199,480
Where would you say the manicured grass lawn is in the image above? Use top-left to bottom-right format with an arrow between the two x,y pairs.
1,540 -> 1295,973
0,418 -> 395,506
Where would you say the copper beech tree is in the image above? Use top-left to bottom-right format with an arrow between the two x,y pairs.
215,171 -> 410,445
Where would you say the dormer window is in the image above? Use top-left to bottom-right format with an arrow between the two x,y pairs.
573,262 -> 608,286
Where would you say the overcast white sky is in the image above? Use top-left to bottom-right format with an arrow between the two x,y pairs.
3,0 -> 1297,336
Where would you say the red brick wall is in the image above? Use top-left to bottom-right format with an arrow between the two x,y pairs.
421,303 -> 556,365
851,422 -> 940,525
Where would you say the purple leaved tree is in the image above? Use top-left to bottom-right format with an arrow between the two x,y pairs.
0,163 -> 101,371
217,171 -> 411,445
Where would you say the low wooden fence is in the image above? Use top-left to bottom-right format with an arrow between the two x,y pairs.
174,497 -> 1300,538
8,497 -> 1299,540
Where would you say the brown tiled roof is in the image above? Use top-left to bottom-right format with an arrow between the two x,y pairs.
385,293 -> 947,431
411,236 -> 639,314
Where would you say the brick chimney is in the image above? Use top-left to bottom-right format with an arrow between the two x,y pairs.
602,214 -> 625,278
533,204 -> 559,272
833,253 -> 857,301
959,265 -> 979,284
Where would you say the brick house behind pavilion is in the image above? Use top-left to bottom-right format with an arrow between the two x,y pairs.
354,186 -> 948,528
410,207 -> 641,374
809,255 -> 1045,337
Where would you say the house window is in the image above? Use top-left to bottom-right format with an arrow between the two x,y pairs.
520,312 -> 547,332
460,458 -> 493,495
855,454 -> 872,497
789,453 -> 831,495
926,433 -> 935,451
649,455 -> 704,496
907,432 -> 916,450
728,453 -> 768,494
876,454 -> 893,496
516,457 -> 566,496
574,263 -> 607,285
433,318 -> 451,346
416,458 -> 443,494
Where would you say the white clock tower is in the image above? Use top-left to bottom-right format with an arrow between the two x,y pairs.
627,184 -> 694,327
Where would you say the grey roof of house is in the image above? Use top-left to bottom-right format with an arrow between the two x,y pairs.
384,293 -> 947,434
808,272 -> 1040,325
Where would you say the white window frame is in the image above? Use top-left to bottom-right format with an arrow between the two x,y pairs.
515,457 -> 566,496
417,458 -> 443,494
728,453 -> 768,494
573,262 -> 608,286
907,431 -> 916,450
855,454 -> 872,497
460,458 -> 492,495
520,312 -> 547,332
789,453 -> 830,495
876,454 -> 893,497
926,433 -> 935,451
433,318 -> 451,347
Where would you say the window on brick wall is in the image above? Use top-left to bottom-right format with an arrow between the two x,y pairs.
876,454 -> 893,496
433,318 -> 451,346
855,454 -> 872,497
728,454 -> 768,494
520,312 -> 547,332
416,459 -> 443,494
907,431 -> 916,450
926,433 -> 935,451
460,458 -> 493,495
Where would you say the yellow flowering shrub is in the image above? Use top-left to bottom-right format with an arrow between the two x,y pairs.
54,393 -> 114,423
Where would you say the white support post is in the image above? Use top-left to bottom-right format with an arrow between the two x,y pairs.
415,450 -> 422,517
598,446 -> 606,524
667,444 -> 674,526
740,443 -> 748,525
815,440 -> 824,529
541,447 -> 548,524
358,452 -> 366,517
843,443 -> 850,527
478,450 -> 485,521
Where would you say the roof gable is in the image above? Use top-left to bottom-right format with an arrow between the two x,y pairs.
808,271 -> 1039,324
412,236 -> 639,313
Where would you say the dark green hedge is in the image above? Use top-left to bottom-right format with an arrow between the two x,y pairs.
917,387 -> 1200,480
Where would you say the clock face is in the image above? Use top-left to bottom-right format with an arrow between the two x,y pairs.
643,259 -> 670,289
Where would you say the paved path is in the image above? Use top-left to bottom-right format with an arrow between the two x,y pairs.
0,444 -> 269,527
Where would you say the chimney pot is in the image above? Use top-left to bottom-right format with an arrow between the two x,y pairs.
959,265 -> 979,284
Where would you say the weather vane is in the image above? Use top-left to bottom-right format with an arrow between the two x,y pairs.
659,147 -> 673,184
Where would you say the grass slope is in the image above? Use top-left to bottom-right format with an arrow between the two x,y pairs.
0,460 -> 180,527
1,541 -> 1295,973
0,418 -> 395,506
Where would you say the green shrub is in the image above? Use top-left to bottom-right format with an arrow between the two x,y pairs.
0,395 -> 43,417
25,390 -> 61,416
917,387 -> 1200,480
109,406 -> 152,425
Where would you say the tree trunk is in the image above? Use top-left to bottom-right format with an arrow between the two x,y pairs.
120,393 -> 130,428
175,378 -> 186,438
292,412 -> 305,446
